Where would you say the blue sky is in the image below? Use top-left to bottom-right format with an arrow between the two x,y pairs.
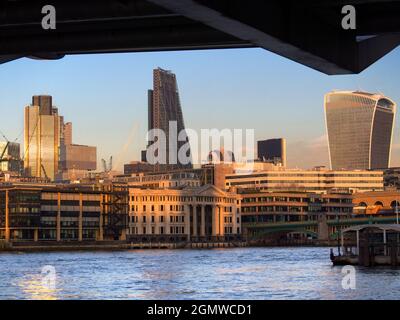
1,46 -> 400,171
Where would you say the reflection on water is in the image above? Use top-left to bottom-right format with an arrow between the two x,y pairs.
1,247 -> 400,300
17,275 -> 59,300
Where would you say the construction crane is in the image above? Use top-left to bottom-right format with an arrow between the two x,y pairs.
0,130 -> 10,163
40,163 -> 50,181
0,141 -> 9,163
0,130 -> 13,173
0,128 -> 25,174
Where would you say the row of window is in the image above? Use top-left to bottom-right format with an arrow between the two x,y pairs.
229,180 -> 382,186
8,207 -> 40,213
242,197 -> 352,203
129,226 -> 238,235
130,204 -> 185,213
130,204 -> 235,213
130,195 -> 236,204
226,173 -> 382,179
130,215 -> 185,224
41,200 -> 100,206
130,226 -> 186,235
242,206 -> 353,213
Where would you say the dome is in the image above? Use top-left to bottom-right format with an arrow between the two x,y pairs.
208,148 -> 235,163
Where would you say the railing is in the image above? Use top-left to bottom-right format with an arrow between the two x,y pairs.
328,216 -> 398,226
127,234 -> 243,244
244,220 -> 318,229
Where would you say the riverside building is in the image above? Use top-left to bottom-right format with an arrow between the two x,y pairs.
240,191 -> 353,224
127,184 -> 241,243
240,190 -> 354,241
225,167 -> 383,193
0,182 -> 128,242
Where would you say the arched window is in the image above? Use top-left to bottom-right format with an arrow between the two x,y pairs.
374,201 -> 383,207
390,200 -> 400,208
358,202 -> 367,207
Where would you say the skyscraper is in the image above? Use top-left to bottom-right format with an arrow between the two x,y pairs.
63,122 -> 73,146
324,91 -> 396,170
24,95 -> 62,180
147,68 -> 192,171
257,138 -> 287,167
59,121 -> 97,181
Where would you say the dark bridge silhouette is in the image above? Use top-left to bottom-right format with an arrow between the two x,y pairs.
1,0 -> 400,74
245,216 -> 400,242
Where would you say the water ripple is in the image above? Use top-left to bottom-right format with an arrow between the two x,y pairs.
0,247 -> 399,299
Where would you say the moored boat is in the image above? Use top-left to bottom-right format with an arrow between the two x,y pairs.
330,224 -> 400,266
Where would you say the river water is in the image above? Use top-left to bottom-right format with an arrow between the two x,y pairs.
0,247 -> 399,300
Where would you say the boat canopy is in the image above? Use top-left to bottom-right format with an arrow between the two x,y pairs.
342,224 -> 400,234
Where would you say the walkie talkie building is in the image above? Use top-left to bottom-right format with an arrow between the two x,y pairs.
324,91 -> 396,170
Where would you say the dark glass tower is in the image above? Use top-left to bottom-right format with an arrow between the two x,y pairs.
147,68 -> 192,171
32,95 -> 53,115
257,138 -> 287,166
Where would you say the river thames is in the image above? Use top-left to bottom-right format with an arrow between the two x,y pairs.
0,247 -> 399,300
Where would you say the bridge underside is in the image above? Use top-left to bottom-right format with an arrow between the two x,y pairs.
1,0 -> 400,74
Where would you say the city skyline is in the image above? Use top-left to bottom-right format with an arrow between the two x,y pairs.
1,47 -> 400,171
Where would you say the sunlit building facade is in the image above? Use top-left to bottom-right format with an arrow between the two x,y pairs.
127,185 -> 241,242
58,121 -> 97,181
24,95 -> 62,181
225,167 -> 384,193
324,91 -> 396,170
0,183 -> 128,242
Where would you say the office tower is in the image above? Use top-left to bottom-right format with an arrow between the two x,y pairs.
32,95 -> 53,115
324,91 -> 396,170
257,138 -> 287,167
0,142 -> 21,172
24,95 -> 62,180
63,122 -> 73,145
59,144 -> 97,180
59,122 -> 97,181
147,68 -> 192,171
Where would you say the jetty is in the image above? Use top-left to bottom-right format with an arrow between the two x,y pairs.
331,224 -> 400,266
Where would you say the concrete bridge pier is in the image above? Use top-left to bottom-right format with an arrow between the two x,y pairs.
317,214 -> 329,241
